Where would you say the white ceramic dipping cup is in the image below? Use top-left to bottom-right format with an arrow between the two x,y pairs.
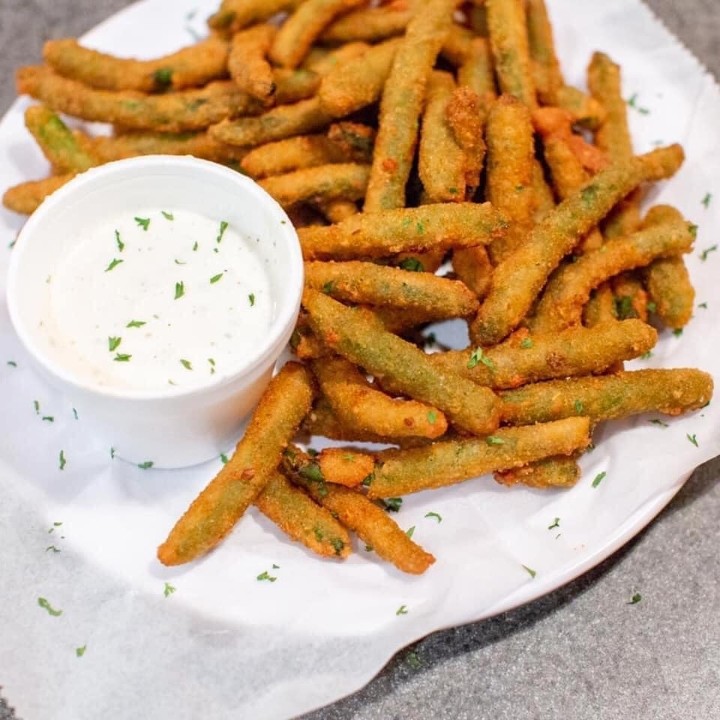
7,155 -> 303,468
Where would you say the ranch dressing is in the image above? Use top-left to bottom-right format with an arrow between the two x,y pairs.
43,208 -> 273,392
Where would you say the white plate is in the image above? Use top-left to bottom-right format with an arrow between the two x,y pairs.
1,1 -> 720,719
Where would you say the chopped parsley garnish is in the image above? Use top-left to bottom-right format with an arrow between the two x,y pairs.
468,347 -> 495,370
216,220 -> 229,243
248,293 -> 256,307
192,241 -> 199,252
629,592 -> 642,605
574,399 -> 585,414
42,416 -> 54,423
175,281 -> 185,299
220,453 -> 229,464
614,295 -> 636,320
174,259 -> 186,265
7,360 -> 17,367
698,302 -> 708,309
257,570 -> 277,582
180,359 -> 193,371
522,565 -> 537,579
115,229 -> 125,252
592,471 -> 606,488
210,273 -> 224,284
135,216 -> 150,231
399,257 -> 424,272
702,192 -> 712,209
33,400 -> 40,414
382,497 -> 403,512
396,604 -> 409,616
322,281 -> 335,294
688,223 -> 698,239
673,328 -> 683,337
425,511 -> 442,523
208,358 -> 216,374
138,461 -> 154,469
687,433 -> 699,447
163,582 -> 176,598
48,521 -> 62,533
427,410 -> 438,425
640,351 -> 653,360
108,336 -> 122,352
548,517 -> 560,530
405,526 -> 415,538
153,68 -> 173,90
520,338 -> 533,349
59,450 -> 66,470
126,319 -> 146,328
38,597 -> 62,616
700,245 -> 717,261
485,435 -> 505,446
162,211 -> 174,221
46,545 -> 61,553
105,258 -> 124,272
626,93 -> 650,114
72,408 -> 79,420
114,353 -> 132,362
110,447 -> 116,459
76,645 -> 87,657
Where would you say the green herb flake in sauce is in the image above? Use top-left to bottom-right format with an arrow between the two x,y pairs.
702,193 -> 712,209
175,281 -> 185,299
548,517 -> 560,530
522,565 -> 537,579
220,453 -> 229,464
46,545 -> 61,553
627,93 -> 650,114
138,461 -> 154,469
163,582 -> 176,598
76,645 -> 87,658
405,526 -> 415,539
700,245 -> 717,261
396,605 -> 409,616
126,320 -> 146,328
687,433 -> 699,447
59,450 -> 67,470
135,216 -> 151,231
257,570 -> 277,582
248,293 -> 256,307
110,447 -> 116,459
382,497 -> 402,513
208,358 -> 216,374
162,211 -> 174,221
115,229 -> 125,252
592,471 -> 606,488
673,328 -> 684,338
105,258 -> 124,272
7,360 -> 17,367
192,241 -> 199,252
33,400 -> 40,415
425,511 -> 442,523
180,359 -> 193,371
209,273 -> 224,284
38,597 -> 62,616
114,353 -> 132,362
108,336 -> 122,352
42,416 -> 54,422
698,302 -> 708,309
216,220 -> 229,243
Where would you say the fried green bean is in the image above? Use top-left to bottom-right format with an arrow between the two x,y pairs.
451,246 -> 493,300
17,66 -> 254,132
157,362 -> 314,566
365,417 -> 591,497
270,0 -> 366,69
318,37 -> 401,117
304,260 -> 478,317
228,24 -> 277,104
259,163 -> 370,208
500,369 -> 713,426
254,471 -> 351,558
43,36 -> 229,92
457,37 -> 497,103
302,42 -> 369,76
364,0 -> 456,212
469,145 -> 685,346
583,283 -> 617,327
209,96 -> 335,147
494,455 -> 581,489
429,319 -> 657,389
555,85 -> 607,131
445,86 -> 486,196
299,202 -> 506,261
303,289 -> 502,436
418,71 -> 466,203
320,2 -> 413,43
318,199 -> 359,223
24,105 -> 95,174
2,173 -> 75,215
485,95 -> 536,263
486,0 -> 536,108
312,356 -> 448,439
208,0 -> 304,33
283,446 -> 436,574
531,209 -> 693,333
526,0 -> 563,105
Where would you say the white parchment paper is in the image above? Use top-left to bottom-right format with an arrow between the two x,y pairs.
1,1 -> 720,718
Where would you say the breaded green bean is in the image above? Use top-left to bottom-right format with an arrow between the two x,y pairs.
157,362 -> 314,566
208,0 -> 304,33
440,25 -> 475,67
555,85 -> 607,131
494,455 -> 581,489
470,145 -> 685,346
430,319 -> 657,389
24,105 -> 95,174
254,471 -> 351,558
209,96 -> 335,147
303,289 -> 502,436
526,0 -> 563,105
241,133 -> 368,179
418,72 -> 466,203
364,0 -> 456,212
304,260 -> 478,317
228,24 -> 277,104
312,356 -> 448,440
485,95 -> 536,263
299,202 -> 506,261
451,246 -> 493,300
43,36 -> 229,92
583,283 -> 618,328
17,66 -> 254,132
81,129 -> 248,166
457,37 -> 497,102
2,173 -> 75,215
365,417 -> 591,497
531,212 -> 693,333
319,199 -> 359,223
259,163 -> 370,208
318,37 -> 401,118
283,446 -> 436,574
445,86 -> 486,196
320,2 -> 413,43
302,42 -> 369,76
500,369 -> 713,426
316,447 -> 376,488
270,0 -> 366,69
531,159 -> 556,220
486,0 -> 536,108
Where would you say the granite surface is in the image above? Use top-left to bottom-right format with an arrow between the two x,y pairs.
1,1 -> 719,718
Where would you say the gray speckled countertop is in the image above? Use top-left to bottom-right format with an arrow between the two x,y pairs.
1,1 -> 719,718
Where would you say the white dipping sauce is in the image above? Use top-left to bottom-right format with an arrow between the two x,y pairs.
44,208 -> 273,392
